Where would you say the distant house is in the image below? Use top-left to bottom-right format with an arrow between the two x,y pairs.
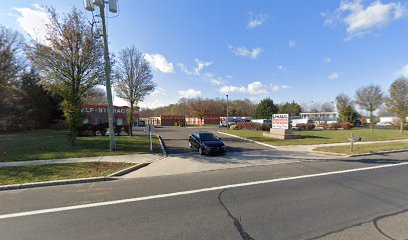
379,112 -> 408,124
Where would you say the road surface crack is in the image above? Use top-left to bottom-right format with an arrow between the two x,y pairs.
218,189 -> 255,240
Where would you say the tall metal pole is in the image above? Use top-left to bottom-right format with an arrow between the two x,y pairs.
99,2 -> 116,150
226,95 -> 229,126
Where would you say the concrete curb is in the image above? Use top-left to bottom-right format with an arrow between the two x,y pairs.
108,162 -> 150,177
311,148 -> 408,158
157,135 -> 168,157
0,177 -> 114,191
311,150 -> 348,156
218,131 -> 277,149
346,149 -> 408,157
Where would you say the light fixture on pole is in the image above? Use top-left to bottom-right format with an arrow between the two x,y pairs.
84,0 -> 118,151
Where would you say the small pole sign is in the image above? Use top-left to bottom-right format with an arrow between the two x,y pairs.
272,114 -> 290,130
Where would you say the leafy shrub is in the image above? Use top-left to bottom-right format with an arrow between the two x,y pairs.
230,125 -> 238,130
328,123 -> 340,130
338,122 -> 354,130
261,123 -> 272,131
114,125 -> 123,135
78,123 -> 108,136
296,123 -> 315,131
236,122 -> 262,130
320,121 -> 328,130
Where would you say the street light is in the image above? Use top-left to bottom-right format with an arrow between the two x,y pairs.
84,0 -> 118,151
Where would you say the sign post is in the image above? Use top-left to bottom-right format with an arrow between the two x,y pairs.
348,132 -> 361,153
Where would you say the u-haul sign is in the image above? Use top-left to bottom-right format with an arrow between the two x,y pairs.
272,114 -> 289,129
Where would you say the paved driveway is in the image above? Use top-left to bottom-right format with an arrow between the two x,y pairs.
155,126 -> 272,155
123,126 -> 337,178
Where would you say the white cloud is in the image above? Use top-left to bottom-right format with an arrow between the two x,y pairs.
396,64 -> 408,78
177,89 -> 202,98
247,12 -> 268,29
230,46 -> 262,59
177,63 -> 193,76
288,40 -> 296,47
247,82 -> 269,95
277,65 -> 287,71
211,79 -> 222,85
219,85 -> 247,94
323,0 -> 406,39
13,4 -> 50,44
150,87 -> 167,96
194,58 -> 212,75
144,53 -> 175,73
323,57 -> 332,63
328,72 -> 341,80
271,84 -> 290,92
219,82 -> 289,95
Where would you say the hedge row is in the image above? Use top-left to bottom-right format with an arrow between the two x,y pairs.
234,122 -> 271,131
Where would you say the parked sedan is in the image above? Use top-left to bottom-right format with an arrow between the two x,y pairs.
189,132 -> 226,155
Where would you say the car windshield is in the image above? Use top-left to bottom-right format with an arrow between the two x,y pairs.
199,133 -> 218,141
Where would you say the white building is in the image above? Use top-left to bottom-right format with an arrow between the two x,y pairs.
299,112 -> 339,125
379,112 -> 408,125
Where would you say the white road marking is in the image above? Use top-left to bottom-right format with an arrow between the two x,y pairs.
1,161 -> 408,220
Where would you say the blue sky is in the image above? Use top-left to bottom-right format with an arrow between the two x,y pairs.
2,0 -> 408,108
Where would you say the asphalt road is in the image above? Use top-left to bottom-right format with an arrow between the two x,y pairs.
0,152 -> 407,240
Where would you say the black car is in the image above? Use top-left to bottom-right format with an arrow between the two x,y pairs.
188,132 -> 226,155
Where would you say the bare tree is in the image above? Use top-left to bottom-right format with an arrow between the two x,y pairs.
354,84 -> 384,131
114,46 -> 155,136
386,78 -> 408,133
0,26 -> 24,120
83,87 -> 108,105
26,8 -> 104,144
320,102 -> 335,112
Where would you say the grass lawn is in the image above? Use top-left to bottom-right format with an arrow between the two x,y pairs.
0,162 -> 133,186
314,142 -> 408,155
220,129 -> 408,146
0,129 -> 160,162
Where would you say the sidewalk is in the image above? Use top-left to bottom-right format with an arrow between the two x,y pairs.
276,139 -> 408,152
0,153 -> 163,168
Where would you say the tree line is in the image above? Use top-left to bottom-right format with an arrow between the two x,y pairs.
141,80 -> 408,133
140,98 -> 303,119
0,7 -> 155,142
1,6 -> 407,139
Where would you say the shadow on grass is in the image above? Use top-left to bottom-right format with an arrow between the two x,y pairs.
298,135 -> 329,139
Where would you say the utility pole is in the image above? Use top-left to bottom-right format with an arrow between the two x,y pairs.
84,0 -> 118,151
99,2 -> 116,151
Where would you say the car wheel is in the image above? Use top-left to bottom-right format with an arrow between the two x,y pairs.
199,147 -> 204,155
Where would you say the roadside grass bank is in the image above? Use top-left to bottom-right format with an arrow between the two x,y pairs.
0,129 -> 160,162
0,162 -> 133,186
220,129 -> 408,146
314,142 -> 408,155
